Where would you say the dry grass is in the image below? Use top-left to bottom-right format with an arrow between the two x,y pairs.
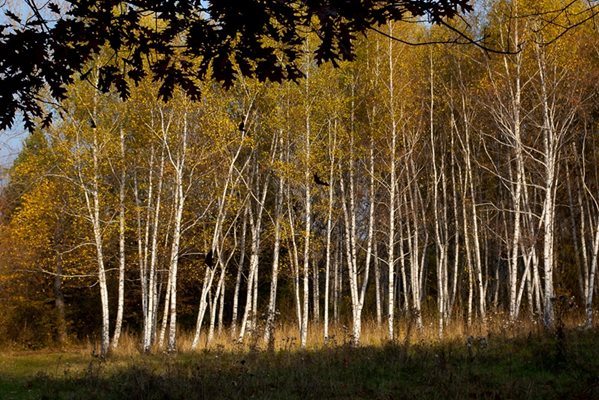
80,310 -> 590,357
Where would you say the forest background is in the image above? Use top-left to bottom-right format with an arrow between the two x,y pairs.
0,0 -> 598,359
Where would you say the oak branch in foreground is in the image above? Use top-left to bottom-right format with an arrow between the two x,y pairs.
0,0 -> 472,131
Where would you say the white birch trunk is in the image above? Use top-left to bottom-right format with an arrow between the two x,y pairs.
191,264 -> 218,349
231,208 -> 248,337
112,128 -> 126,348
586,218 -> 599,327
208,259 -> 228,343
323,123 -> 337,340
143,150 -> 165,351
265,135 -> 285,345
300,119 -> 311,349
238,161 -> 270,342
429,53 -> 448,336
387,23 -> 398,340
76,103 -> 110,356
166,111 -> 188,352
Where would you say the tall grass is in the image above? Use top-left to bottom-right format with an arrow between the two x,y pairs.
97,311 -> 579,356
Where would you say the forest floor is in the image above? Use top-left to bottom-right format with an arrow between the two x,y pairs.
1,323 -> 598,399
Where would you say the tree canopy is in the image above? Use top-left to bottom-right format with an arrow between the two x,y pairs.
1,0 -> 598,353
0,0 -> 473,131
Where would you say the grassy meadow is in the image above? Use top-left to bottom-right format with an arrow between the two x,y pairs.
1,317 -> 598,400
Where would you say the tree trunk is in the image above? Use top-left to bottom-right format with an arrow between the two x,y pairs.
112,128 -> 127,349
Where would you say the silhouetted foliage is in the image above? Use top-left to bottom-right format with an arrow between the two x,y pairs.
0,0 -> 472,131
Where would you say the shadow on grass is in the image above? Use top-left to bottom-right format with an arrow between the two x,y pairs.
2,329 -> 599,400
